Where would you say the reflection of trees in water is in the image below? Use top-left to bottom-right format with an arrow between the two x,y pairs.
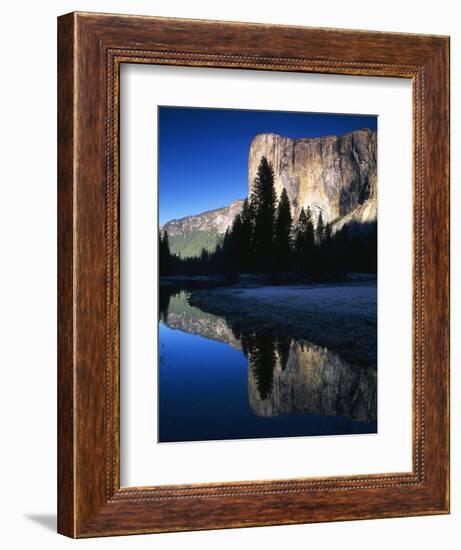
248,335 -> 292,400
159,286 -> 172,322
246,333 -> 276,401
229,320 -> 290,400
276,338 -> 290,371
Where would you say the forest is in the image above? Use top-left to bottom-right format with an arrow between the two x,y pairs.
159,157 -> 377,281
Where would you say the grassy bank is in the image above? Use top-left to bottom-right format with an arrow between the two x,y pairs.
189,282 -> 377,368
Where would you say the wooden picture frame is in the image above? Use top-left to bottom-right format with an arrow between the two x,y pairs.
57,12 -> 450,538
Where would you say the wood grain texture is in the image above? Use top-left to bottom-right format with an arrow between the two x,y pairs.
57,13 -> 75,538
57,11 -> 450,538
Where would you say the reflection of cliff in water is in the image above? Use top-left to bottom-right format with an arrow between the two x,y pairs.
159,284 -> 377,423
246,337 -> 376,422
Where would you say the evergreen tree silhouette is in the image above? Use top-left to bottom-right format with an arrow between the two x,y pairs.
250,157 -> 276,272
294,206 -> 315,274
240,198 -> 253,273
247,332 -> 277,400
312,213 -> 327,280
322,222 -> 333,277
332,224 -> 349,275
274,188 -> 293,271
316,211 -> 325,245
294,207 -> 307,254
159,230 -> 172,275
305,206 -> 315,252
229,213 -> 243,275
222,227 -> 232,276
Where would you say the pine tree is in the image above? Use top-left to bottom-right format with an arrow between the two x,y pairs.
250,157 -> 277,272
322,222 -> 333,276
312,214 -> 329,280
230,213 -> 243,272
337,224 -> 349,273
294,206 -> 315,274
316,211 -> 325,245
248,333 -> 277,400
222,226 -> 237,280
274,188 -> 292,271
295,207 -> 307,256
159,230 -> 171,275
240,198 -> 253,272
200,247 -> 209,267
305,206 -> 315,251
222,227 -> 231,257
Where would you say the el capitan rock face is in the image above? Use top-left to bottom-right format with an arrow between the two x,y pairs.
248,129 -> 377,228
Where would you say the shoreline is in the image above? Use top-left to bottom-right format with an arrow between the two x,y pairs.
160,272 -> 377,288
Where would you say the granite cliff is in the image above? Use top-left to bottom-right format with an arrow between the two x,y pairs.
248,129 -> 377,229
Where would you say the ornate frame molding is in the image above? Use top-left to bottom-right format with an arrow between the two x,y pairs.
58,12 -> 449,537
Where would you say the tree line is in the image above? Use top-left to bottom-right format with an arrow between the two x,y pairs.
160,156 -> 377,280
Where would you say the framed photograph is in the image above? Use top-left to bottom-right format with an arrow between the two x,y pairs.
58,12 -> 450,537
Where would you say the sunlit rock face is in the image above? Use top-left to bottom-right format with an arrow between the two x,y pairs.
248,129 -> 377,229
248,340 -> 377,422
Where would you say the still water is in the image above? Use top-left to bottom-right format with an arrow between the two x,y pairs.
158,287 -> 377,443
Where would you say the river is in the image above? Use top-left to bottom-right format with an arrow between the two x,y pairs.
158,284 -> 377,443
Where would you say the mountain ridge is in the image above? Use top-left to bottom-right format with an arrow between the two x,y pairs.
161,199 -> 244,257
161,199 -> 244,236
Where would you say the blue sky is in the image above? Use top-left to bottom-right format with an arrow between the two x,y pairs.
158,107 -> 377,225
